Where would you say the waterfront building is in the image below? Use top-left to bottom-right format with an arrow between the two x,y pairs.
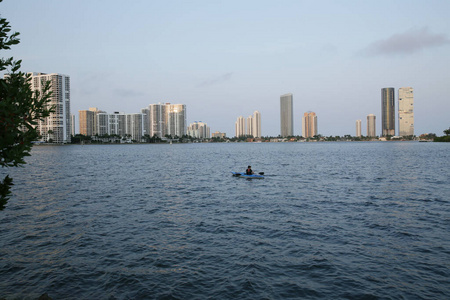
398,87 -> 414,136
212,131 -> 226,138
253,111 -> 261,138
126,113 -> 144,141
167,104 -> 186,137
280,93 -> 294,137
235,116 -> 245,137
367,114 -> 376,137
356,120 -> 361,137
109,112 -> 126,136
187,121 -> 210,139
149,103 -> 167,138
381,88 -> 395,136
79,110 -> 95,136
28,72 -> 71,143
96,112 -> 109,136
141,108 -> 150,137
246,115 -> 253,137
302,111 -> 317,138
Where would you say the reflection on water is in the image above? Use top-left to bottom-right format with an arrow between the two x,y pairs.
0,142 -> 449,299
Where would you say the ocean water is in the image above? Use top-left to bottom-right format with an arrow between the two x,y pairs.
0,142 -> 449,299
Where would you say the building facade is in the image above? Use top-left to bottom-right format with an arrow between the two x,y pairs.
367,114 -> 376,137
302,112 -> 318,138
356,119 -> 362,137
79,110 -> 95,136
235,116 -> 245,137
280,93 -> 293,137
381,87 -> 395,136
28,72 -> 71,143
187,121 -> 210,139
167,104 -> 186,137
252,111 -> 261,138
398,87 -> 414,136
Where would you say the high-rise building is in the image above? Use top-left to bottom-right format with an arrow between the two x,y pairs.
381,88 -> 395,136
280,93 -> 293,137
109,112 -> 126,136
367,114 -> 376,137
149,103 -> 167,138
246,115 -> 254,136
126,113 -> 144,141
356,120 -> 362,137
253,111 -> 261,138
141,108 -> 150,137
167,104 -> 186,137
235,116 -> 245,137
187,121 -> 210,139
79,110 -> 95,136
28,72 -> 71,143
302,112 -> 317,138
398,87 -> 414,136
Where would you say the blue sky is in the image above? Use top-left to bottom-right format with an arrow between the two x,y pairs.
2,0 -> 449,136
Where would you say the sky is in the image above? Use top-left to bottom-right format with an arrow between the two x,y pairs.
2,0 -> 449,137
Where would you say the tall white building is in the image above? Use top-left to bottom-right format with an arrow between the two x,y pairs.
167,104 -> 186,137
280,93 -> 294,137
356,120 -> 362,137
126,113 -> 144,141
235,116 -> 245,137
108,112 -> 126,136
28,72 -> 71,143
187,121 -> 210,138
246,115 -> 254,136
398,87 -> 414,136
149,103 -> 167,138
252,111 -> 261,138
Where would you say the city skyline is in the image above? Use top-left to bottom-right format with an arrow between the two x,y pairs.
2,1 -> 449,136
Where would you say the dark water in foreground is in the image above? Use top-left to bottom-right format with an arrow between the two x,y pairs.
0,142 -> 449,299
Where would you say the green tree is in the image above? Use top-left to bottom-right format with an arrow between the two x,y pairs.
0,6 -> 53,209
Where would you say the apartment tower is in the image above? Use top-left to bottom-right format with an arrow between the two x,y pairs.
235,116 -> 245,137
398,87 -> 414,136
302,112 -> 318,138
381,88 -> 395,136
367,114 -> 376,137
28,72 -> 71,143
356,120 -> 362,137
280,93 -> 293,137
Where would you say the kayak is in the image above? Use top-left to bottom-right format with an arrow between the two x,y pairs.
231,172 -> 264,179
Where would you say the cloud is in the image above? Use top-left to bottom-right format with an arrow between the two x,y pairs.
362,27 -> 450,56
198,72 -> 233,87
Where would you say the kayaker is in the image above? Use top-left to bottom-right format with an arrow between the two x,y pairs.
246,166 -> 254,175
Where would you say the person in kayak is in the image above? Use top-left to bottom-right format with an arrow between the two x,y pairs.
246,166 -> 254,175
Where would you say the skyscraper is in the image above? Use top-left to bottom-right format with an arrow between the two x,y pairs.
367,114 -> 376,137
167,104 -> 186,137
235,116 -> 245,137
246,115 -> 254,136
302,112 -> 318,138
356,120 -> 361,137
252,111 -> 261,138
381,88 -> 395,136
149,103 -> 167,138
398,87 -> 414,136
280,93 -> 293,137
28,72 -> 71,143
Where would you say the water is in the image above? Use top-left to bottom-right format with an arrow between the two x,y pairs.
0,142 -> 449,299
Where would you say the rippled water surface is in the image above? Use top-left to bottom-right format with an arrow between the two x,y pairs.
1,142 -> 449,299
